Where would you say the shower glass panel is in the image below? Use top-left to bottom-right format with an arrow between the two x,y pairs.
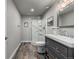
31,20 -> 45,42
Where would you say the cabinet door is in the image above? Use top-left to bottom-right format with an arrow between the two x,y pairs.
46,37 -> 57,49
67,48 -> 74,58
46,44 -> 66,59
54,41 -> 68,57
46,45 -> 58,59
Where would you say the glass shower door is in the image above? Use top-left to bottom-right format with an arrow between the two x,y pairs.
31,20 -> 45,42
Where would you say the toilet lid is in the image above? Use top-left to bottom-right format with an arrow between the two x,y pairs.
35,41 -> 45,46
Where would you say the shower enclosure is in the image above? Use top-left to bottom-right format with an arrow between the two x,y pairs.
31,18 -> 45,43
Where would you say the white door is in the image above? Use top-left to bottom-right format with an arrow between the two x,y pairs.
22,20 -> 32,42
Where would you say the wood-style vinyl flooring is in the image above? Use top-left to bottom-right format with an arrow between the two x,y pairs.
14,43 -> 45,59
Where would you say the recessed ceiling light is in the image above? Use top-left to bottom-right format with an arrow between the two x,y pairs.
30,8 -> 34,12
46,7 -> 49,9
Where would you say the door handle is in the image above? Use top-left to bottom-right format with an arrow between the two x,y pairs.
5,37 -> 8,40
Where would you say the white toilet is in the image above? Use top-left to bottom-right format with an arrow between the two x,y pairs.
31,41 -> 45,53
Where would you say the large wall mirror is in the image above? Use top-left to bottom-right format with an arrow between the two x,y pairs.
57,1 -> 74,28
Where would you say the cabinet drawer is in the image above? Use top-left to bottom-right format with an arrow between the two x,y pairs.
55,42 -> 68,57
46,45 -> 67,59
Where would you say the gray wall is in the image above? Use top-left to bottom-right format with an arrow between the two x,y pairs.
42,1 -> 58,34
6,0 -> 21,59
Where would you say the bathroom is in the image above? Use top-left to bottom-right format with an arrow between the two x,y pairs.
6,0 -> 74,59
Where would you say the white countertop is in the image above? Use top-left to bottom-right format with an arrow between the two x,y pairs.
45,34 -> 74,48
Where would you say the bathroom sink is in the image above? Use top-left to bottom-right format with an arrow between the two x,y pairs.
45,34 -> 74,48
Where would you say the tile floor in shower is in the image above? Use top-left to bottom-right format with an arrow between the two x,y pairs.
14,42 -> 45,59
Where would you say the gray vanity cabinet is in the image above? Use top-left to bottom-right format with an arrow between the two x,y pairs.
45,36 -> 74,59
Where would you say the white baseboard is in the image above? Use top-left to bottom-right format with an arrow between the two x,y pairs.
8,41 -> 46,59
9,43 -> 21,59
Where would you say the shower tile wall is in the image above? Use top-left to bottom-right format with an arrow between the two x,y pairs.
32,19 -> 45,42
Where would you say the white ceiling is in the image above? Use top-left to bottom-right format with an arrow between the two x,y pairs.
13,0 -> 56,16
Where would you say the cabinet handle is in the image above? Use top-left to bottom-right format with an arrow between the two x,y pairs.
56,48 -> 59,51
60,53 -> 67,59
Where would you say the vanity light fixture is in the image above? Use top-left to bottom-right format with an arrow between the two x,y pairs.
57,0 -> 73,11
